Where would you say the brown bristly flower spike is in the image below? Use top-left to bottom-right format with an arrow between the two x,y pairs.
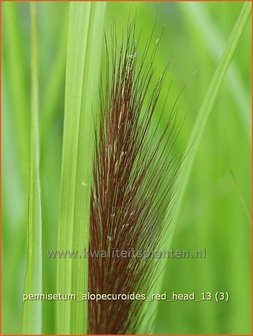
89,22 -> 182,334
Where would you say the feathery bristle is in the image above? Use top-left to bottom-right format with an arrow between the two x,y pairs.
88,22 -> 182,334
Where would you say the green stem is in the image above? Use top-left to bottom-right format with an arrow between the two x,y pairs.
22,3 -> 42,334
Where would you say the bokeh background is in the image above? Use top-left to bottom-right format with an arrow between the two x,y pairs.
2,1 -> 251,334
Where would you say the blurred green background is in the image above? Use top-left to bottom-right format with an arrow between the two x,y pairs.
2,1 -> 251,334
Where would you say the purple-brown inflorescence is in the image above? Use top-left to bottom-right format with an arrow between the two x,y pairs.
89,23 -> 182,334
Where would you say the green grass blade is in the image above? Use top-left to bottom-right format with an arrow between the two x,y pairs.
168,1 -> 251,240
151,2 -> 251,332
179,2 -> 251,141
2,3 -> 29,185
56,3 -> 105,334
22,4 -> 42,334
70,3 -> 106,334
